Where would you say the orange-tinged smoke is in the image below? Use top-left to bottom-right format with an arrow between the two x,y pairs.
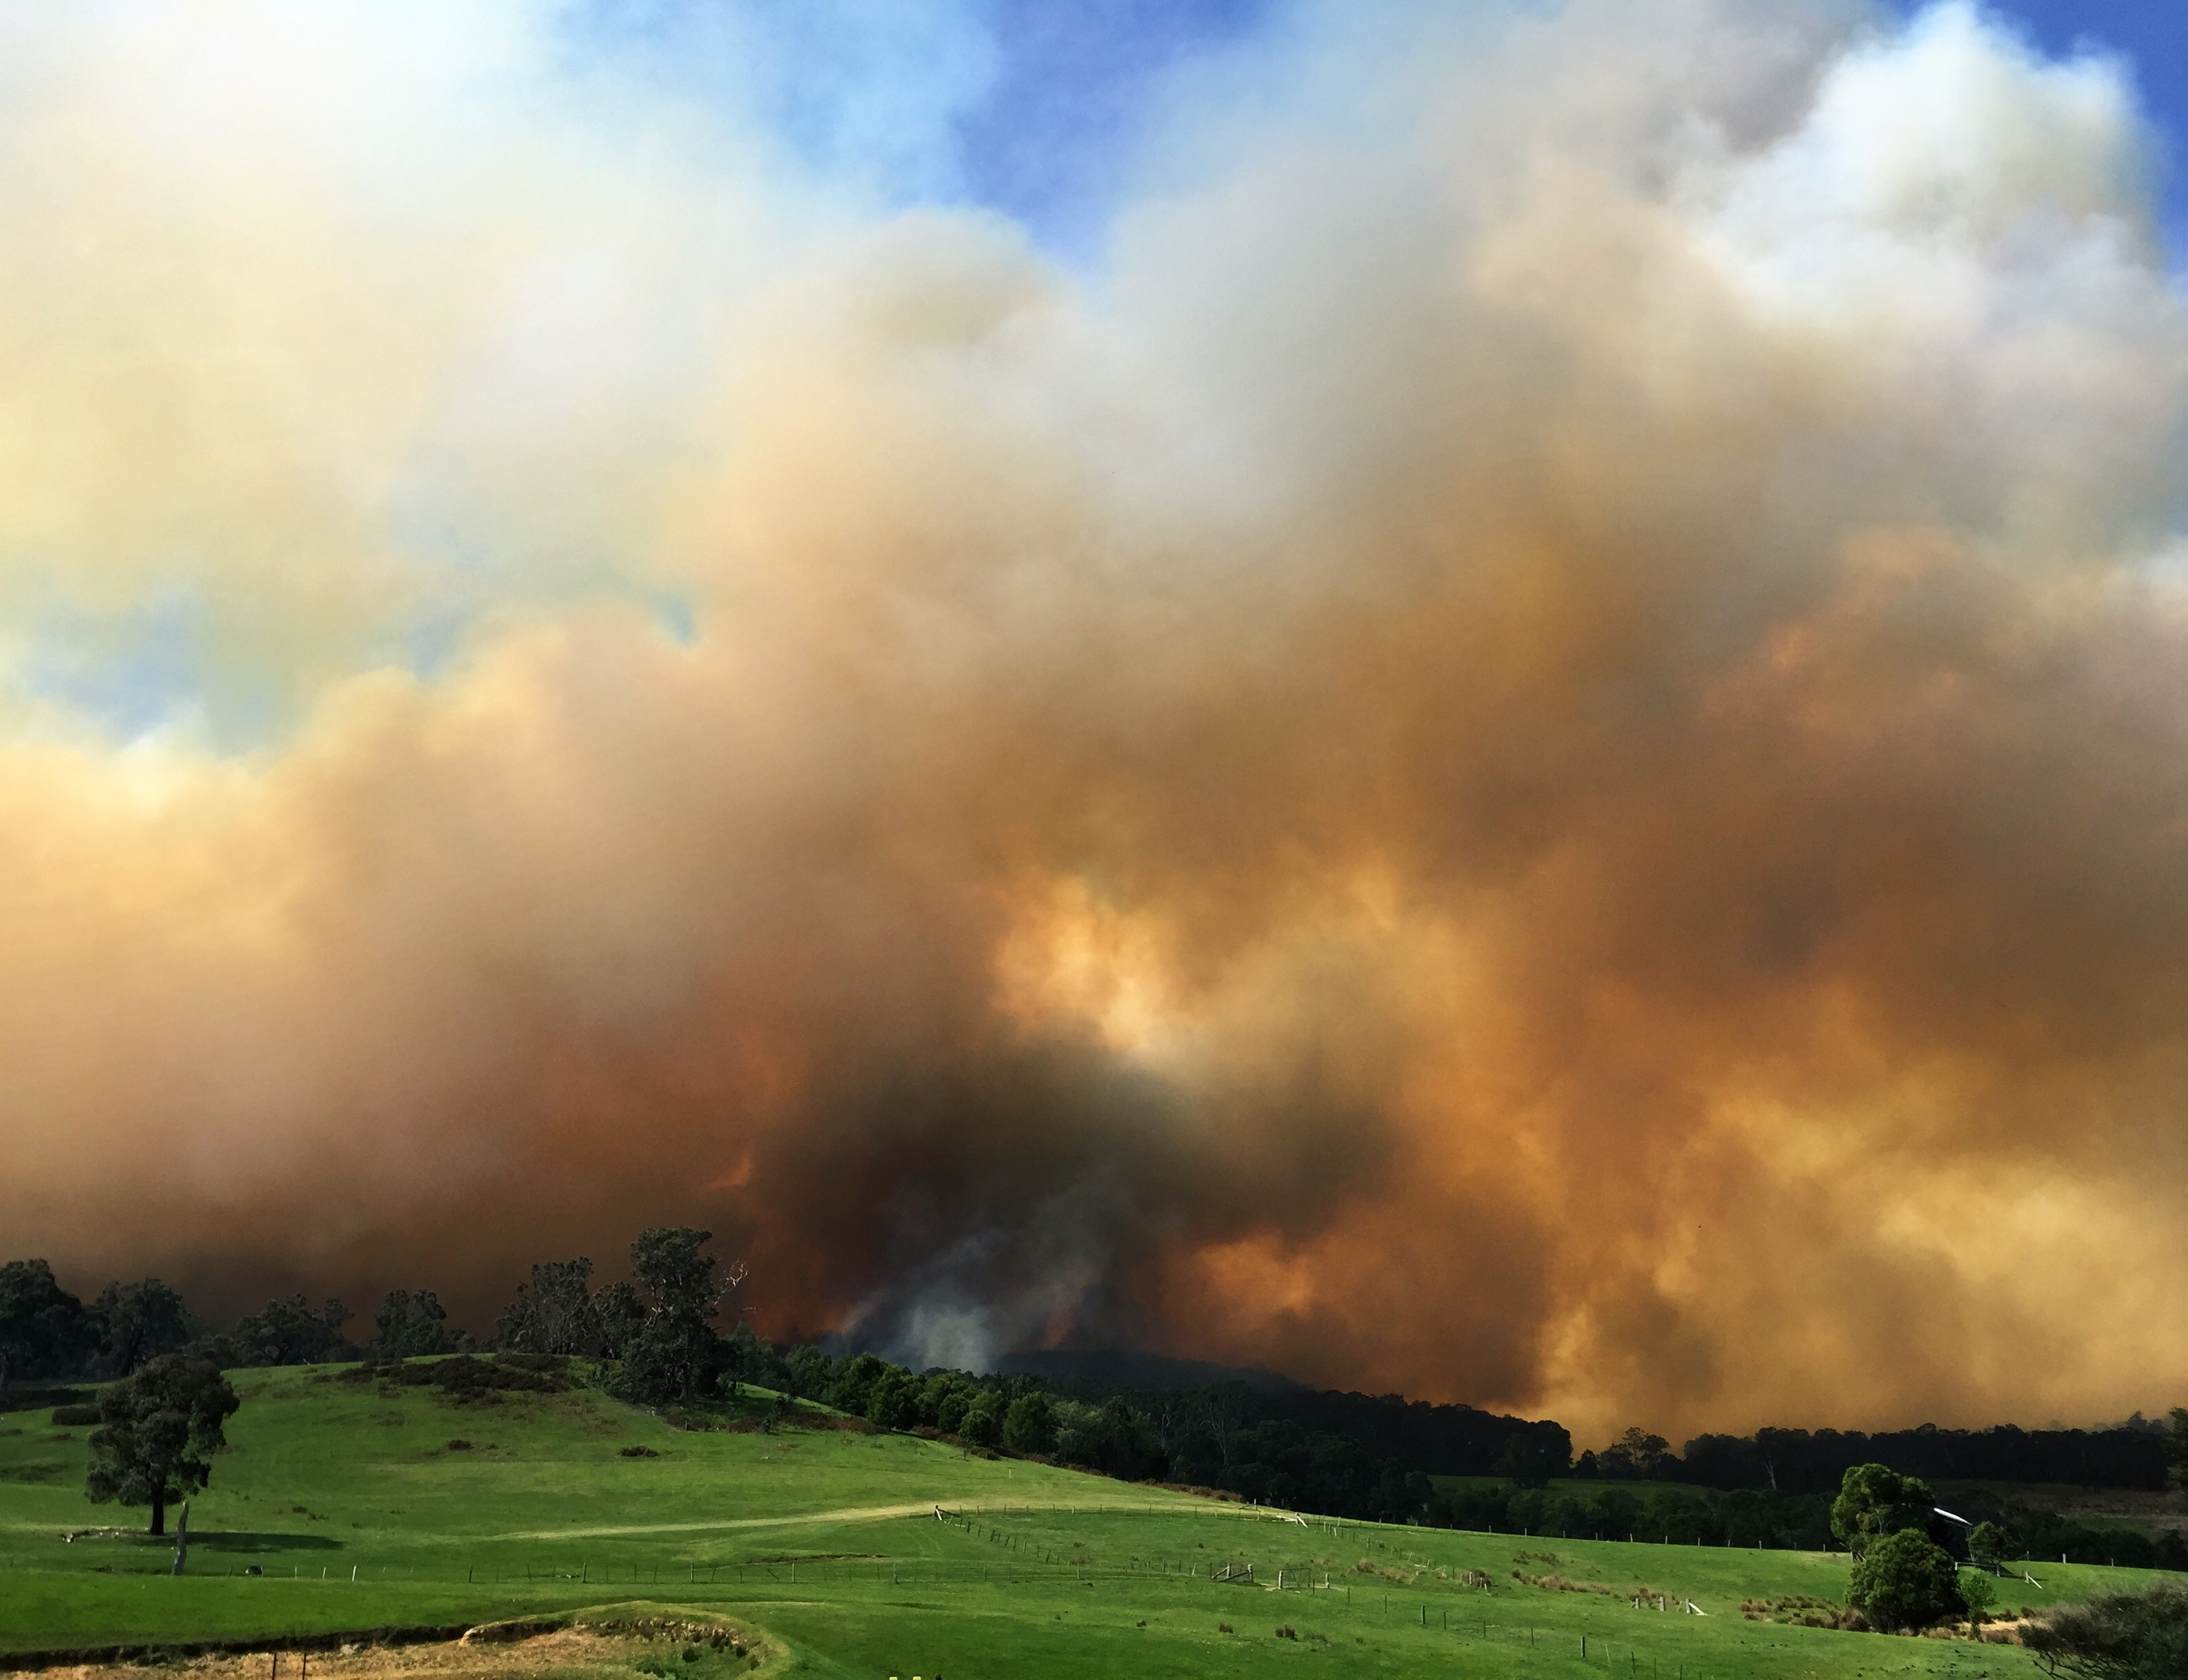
3,0 -> 2187,1442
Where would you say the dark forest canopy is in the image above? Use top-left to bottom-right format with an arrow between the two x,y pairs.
1674,1422 -> 2169,1495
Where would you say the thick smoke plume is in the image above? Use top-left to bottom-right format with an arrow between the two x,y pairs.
3,0 -> 2187,1441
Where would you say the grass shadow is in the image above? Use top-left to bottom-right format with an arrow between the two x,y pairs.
194,1532 -> 347,1553
0,1388 -> 92,1415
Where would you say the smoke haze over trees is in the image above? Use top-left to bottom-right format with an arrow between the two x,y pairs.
6,0 -> 2188,1439
8,1242 -> 2187,1570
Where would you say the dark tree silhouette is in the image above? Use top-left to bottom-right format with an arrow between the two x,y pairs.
373,1289 -> 457,1358
497,1259 -> 602,1356
0,1260 -> 93,1391
233,1295 -> 353,1366
613,1229 -> 745,1405
91,1279 -> 191,1377
1600,1428 -> 1671,1480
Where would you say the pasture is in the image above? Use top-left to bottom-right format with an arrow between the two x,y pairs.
0,1368 -> 2141,1677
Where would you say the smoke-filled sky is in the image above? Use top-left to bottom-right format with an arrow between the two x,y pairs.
8,0 -> 2188,1446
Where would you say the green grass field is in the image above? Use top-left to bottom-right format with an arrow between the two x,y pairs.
0,1368 -> 2150,1677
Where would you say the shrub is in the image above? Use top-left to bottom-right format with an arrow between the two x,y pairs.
494,1352 -> 570,1375
1740,1594 -> 1865,1630
50,1406 -> 99,1426
620,1445 -> 661,1459
1849,1529 -> 1965,1632
342,1352 -> 573,1403
2024,1585 -> 2188,1680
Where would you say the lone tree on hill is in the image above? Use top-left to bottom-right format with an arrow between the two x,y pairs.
1848,1527 -> 1965,1631
84,1353 -> 239,1536
1831,1462 -> 1934,1555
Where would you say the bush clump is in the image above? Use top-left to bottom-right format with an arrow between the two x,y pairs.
1848,1529 -> 1965,1632
342,1353 -> 576,1404
2025,1585 -> 2188,1680
1742,1594 -> 1865,1630
493,1352 -> 571,1375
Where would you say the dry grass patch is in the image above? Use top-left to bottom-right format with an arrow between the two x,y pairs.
1,1612 -> 774,1680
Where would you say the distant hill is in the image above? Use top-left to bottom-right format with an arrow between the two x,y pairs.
996,1347 -> 1301,1392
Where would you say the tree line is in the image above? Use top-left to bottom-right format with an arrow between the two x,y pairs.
1666,1421 -> 2171,1495
0,1238 -> 1567,1525
9,1240 -> 2187,1555
0,1258 -> 476,1385
1432,1467 -> 2188,1572
480,1233 -> 1573,1520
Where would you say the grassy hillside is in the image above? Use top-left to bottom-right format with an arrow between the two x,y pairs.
0,1367 -> 2149,1677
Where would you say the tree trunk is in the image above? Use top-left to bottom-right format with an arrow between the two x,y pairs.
150,1488 -> 167,1537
